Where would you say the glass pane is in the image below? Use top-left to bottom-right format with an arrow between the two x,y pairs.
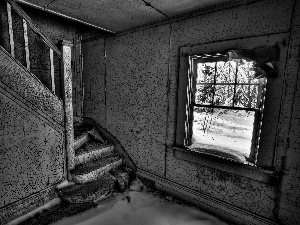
192,107 -> 256,163
197,62 -> 215,83
216,61 -> 236,83
237,61 -> 257,83
213,85 -> 234,106
234,85 -> 258,108
195,84 -> 214,105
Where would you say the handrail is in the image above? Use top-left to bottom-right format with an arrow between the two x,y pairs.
5,0 -> 62,58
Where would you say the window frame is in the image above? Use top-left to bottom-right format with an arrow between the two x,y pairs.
186,57 -> 266,163
175,34 -> 288,170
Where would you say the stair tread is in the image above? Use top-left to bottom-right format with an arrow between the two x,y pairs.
58,174 -> 115,203
71,155 -> 122,175
74,125 -> 94,139
59,174 -> 115,197
75,142 -> 113,156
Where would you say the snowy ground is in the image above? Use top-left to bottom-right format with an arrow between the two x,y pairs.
50,179 -> 228,225
192,109 -> 255,162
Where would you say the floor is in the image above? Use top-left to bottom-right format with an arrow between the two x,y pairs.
49,179 -> 228,225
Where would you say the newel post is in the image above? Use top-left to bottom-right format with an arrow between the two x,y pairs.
59,40 -> 75,171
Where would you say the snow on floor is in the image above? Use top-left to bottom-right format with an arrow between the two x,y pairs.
51,179 -> 228,225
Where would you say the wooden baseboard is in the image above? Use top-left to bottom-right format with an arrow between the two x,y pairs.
0,184 -> 58,225
137,169 -> 279,225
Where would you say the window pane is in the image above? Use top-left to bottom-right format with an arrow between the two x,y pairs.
234,85 -> 259,108
216,61 -> 236,83
195,84 -> 214,105
192,107 -> 256,163
213,85 -> 234,106
237,61 -> 257,83
197,62 -> 215,83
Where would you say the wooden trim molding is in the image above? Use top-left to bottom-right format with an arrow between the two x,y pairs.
0,183 -> 60,225
22,19 -> 30,70
172,147 -> 276,184
137,169 -> 279,225
6,2 -> 14,58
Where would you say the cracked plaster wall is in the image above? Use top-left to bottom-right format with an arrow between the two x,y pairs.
82,0 -> 300,223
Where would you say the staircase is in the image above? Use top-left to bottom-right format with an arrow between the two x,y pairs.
1,1 -> 135,223
58,125 -> 132,204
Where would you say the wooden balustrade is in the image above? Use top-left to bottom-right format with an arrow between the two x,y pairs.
3,0 -> 62,94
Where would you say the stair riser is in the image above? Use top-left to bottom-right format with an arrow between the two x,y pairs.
74,134 -> 91,150
60,189 -> 111,204
75,146 -> 114,166
73,159 -> 123,184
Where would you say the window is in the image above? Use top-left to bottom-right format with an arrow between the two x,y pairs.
186,54 -> 267,163
175,35 -> 285,169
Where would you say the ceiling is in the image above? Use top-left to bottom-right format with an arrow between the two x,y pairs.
16,0 -> 235,33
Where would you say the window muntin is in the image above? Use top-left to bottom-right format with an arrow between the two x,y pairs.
185,55 -> 267,164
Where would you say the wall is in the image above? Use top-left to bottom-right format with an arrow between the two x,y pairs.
82,39 -> 107,126
0,46 -> 64,224
82,0 -> 300,224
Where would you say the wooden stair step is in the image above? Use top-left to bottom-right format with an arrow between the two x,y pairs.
74,127 -> 105,150
74,125 -> 94,139
75,142 -> 114,166
71,155 -> 123,184
74,132 -> 91,150
58,174 -> 115,204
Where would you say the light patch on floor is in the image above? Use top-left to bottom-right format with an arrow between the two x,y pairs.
51,179 -> 228,225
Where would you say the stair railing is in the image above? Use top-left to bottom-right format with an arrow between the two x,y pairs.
2,0 -> 75,171
4,0 -> 62,93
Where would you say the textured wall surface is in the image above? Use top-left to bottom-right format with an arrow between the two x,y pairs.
82,0 -> 300,224
0,47 -> 64,124
82,39 -> 106,127
276,0 -> 300,224
0,90 -> 64,207
0,46 -> 65,222
105,25 -> 171,176
166,151 -> 277,219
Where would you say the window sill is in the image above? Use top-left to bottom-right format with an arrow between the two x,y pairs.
172,146 -> 276,185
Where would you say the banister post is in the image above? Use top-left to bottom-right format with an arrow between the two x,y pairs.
59,40 -> 75,171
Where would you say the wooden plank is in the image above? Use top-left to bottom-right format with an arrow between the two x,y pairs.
73,33 -> 83,118
176,53 -> 189,147
23,19 -> 30,70
59,40 -> 75,170
50,48 -> 55,93
7,2 -> 14,58
193,104 -> 258,111
5,0 -> 62,58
